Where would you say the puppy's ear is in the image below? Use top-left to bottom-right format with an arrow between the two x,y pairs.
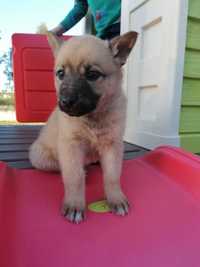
109,31 -> 138,66
46,32 -> 63,56
37,24 -> 62,56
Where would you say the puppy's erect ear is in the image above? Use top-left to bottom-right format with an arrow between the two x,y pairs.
37,23 -> 62,56
109,31 -> 138,66
46,32 -> 63,56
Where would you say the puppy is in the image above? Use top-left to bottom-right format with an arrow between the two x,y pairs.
29,30 -> 138,223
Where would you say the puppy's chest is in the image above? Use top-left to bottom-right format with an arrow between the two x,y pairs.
89,124 -> 113,144
92,126 -> 111,142
89,127 -> 116,156
76,118 -> 117,149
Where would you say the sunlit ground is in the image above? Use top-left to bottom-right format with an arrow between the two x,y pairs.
0,108 -> 16,124
0,93 -> 42,125
0,93 -> 15,124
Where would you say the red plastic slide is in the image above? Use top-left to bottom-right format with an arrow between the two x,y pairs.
12,34 -> 71,122
0,146 -> 200,267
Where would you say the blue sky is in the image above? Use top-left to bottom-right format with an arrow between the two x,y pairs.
0,0 -> 84,51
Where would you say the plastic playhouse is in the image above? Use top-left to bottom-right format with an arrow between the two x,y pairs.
12,34 -> 71,122
121,0 -> 200,154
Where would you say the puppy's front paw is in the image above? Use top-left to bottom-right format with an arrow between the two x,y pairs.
61,204 -> 85,224
107,195 -> 129,216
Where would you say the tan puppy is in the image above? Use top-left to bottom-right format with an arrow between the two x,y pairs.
29,30 -> 138,223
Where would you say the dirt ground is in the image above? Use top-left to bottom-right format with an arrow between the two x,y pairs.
0,105 -> 17,124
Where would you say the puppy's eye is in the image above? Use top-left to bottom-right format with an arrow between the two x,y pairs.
56,69 -> 65,80
85,70 -> 104,81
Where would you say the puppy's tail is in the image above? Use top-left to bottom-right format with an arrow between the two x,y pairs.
37,23 -> 49,35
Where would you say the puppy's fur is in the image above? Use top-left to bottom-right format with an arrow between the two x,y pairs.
29,29 -> 138,223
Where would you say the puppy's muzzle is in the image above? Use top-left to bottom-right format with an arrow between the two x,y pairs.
60,94 -> 78,108
58,78 -> 100,117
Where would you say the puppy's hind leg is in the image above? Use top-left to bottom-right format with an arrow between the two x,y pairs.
29,141 -> 59,171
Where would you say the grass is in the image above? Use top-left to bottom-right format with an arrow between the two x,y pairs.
0,121 -> 19,125
0,93 -> 16,124
0,120 -> 44,125
0,105 -> 15,111
0,93 -> 15,106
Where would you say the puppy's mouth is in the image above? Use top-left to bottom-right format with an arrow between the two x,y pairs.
58,95 -> 100,117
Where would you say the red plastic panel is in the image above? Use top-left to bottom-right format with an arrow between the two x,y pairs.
0,146 -> 200,267
22,48 -> 54,70
12,34 -> 71,122
23,70 -> 54,92
25,92 -> 57,110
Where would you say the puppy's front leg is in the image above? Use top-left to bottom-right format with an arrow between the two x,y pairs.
58,141 -> 85,223
100,142 -> 129,216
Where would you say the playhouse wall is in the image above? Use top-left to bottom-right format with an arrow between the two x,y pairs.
180,0 -> 200,153
121,0 -> 188,149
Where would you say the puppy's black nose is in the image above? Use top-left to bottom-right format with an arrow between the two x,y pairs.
60,95 -> 78,107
